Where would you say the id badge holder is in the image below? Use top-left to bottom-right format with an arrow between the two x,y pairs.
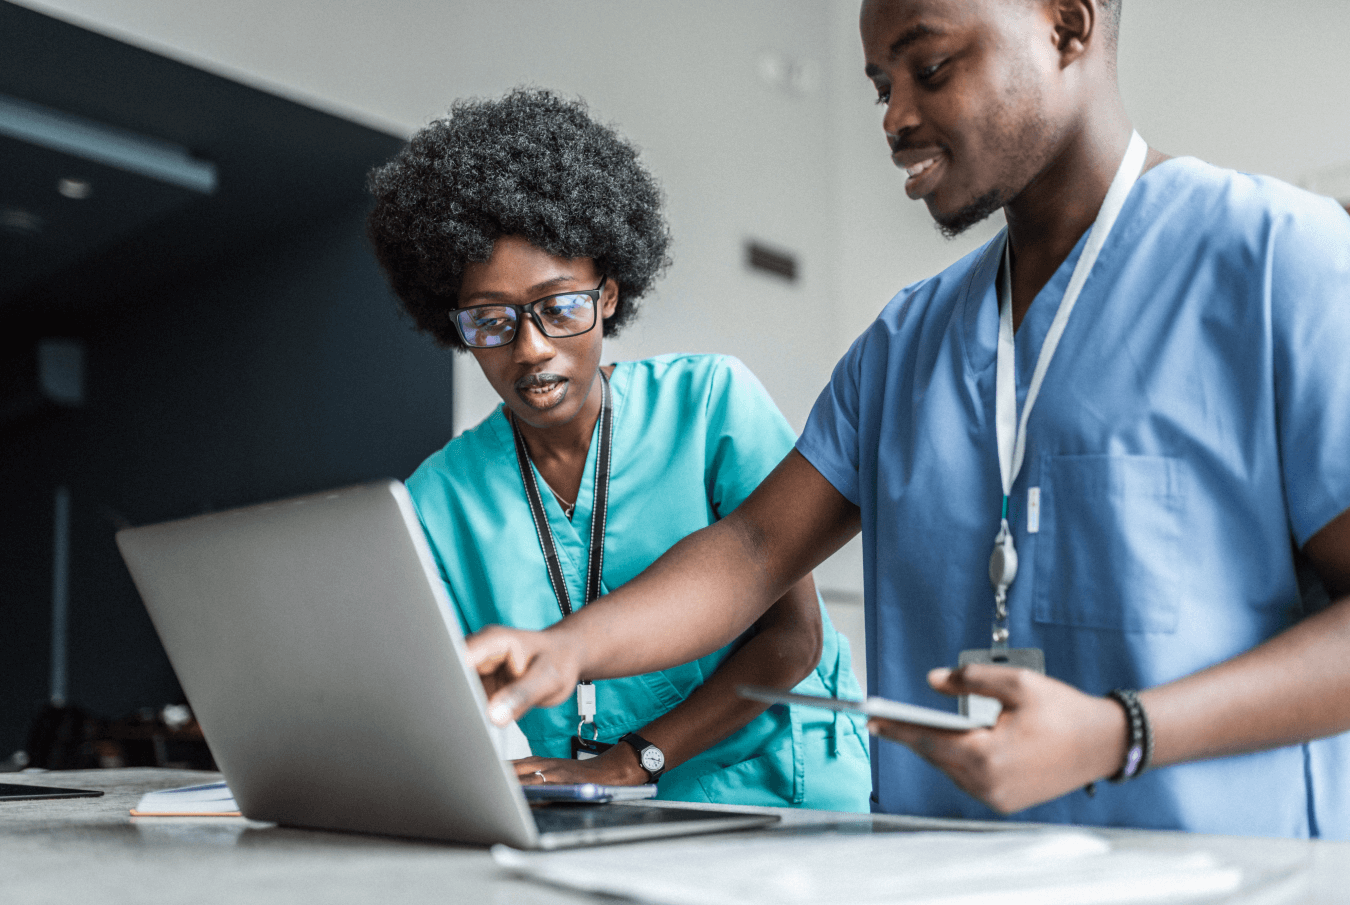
956,647 -> 1045,727
569,682 -> 612,760
570,736 -> 613,760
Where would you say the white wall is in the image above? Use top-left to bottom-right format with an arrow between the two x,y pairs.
19,0 -> 1350,606
1120,0 -> 1350,187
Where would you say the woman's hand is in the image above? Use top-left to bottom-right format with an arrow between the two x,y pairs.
513,745 -> 649,786
867,663 -> 1128,815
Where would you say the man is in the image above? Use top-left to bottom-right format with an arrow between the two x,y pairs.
467,0 -> 1350,837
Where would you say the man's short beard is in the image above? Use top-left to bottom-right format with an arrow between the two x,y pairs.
934,188 -> 1008,239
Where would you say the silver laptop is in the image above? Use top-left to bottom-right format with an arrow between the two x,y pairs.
116,479 -> 777,848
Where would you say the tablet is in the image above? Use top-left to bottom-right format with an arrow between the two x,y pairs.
737,685 -> 996,731
523,783 -> 658,804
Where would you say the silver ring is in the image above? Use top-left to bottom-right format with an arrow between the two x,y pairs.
534,771 -> 546,782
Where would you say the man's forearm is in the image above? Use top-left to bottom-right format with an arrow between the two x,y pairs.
1145,507 -> 1350,767
628,575 -> 824,773
548,510 -> 790,683
1144,592 -> 1350,768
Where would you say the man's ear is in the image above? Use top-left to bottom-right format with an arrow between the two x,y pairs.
1048,0 -> 1097,66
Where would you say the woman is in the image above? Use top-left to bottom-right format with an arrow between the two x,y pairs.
366,88 -> 870,810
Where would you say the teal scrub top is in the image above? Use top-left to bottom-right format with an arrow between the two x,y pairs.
408,353 -> 872,811
798,158 -> 1350,836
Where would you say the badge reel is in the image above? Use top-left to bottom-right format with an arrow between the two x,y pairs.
568,682 -> 612,760
958,521 -> 1044,726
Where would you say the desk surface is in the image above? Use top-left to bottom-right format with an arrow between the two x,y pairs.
0,768 -> 1345,904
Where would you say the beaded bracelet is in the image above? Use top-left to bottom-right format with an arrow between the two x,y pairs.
1084,688 -> 1153,797
1107,689 -> 1153,782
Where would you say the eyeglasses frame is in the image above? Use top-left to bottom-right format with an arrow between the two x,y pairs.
452,275 -> 608,349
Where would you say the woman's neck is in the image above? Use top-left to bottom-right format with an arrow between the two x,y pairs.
509,365 -> 612,509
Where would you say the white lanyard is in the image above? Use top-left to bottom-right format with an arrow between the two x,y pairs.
987,130 -> 1148,649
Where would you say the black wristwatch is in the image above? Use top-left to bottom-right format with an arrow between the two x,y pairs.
619,732 -> 665,783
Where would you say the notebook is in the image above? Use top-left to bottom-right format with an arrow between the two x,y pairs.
115,479 -> 777,849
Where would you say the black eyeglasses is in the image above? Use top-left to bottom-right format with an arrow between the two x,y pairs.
452,276 -> 606,349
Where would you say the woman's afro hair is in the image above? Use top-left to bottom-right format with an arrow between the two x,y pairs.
366,88 -> 671,349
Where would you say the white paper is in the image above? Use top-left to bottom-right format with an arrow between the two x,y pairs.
493,829 -> 1243,905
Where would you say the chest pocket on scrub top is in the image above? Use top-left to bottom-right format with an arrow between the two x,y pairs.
1032,454 -> 1186,633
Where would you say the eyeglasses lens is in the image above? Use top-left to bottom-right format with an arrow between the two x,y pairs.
458,307 -> 515,348
457,293 -> 595,348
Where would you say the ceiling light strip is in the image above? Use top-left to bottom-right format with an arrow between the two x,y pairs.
0,93 -> 217,194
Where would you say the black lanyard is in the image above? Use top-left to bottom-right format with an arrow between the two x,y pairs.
511,373 -> 612,745
510,371 -> 612,617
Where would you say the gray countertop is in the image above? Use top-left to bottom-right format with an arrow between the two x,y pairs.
1,769 -> 1345,904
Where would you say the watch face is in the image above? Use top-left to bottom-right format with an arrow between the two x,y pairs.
640,746 -> 664,773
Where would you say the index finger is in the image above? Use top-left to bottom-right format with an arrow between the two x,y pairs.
484,659 -> 572,726
465,626 -> 526,676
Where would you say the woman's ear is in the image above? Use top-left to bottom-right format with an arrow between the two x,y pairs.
600,279 -> 619,320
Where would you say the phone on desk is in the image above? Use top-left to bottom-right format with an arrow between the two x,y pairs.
0,782 -> 103,802
522,783 -> 659,804
736,685 -> 996,731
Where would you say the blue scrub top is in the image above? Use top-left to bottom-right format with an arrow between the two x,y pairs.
409,353 -> 872,811
797,157 -> 1350,837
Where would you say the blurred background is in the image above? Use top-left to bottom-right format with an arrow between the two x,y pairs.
2,0 -> 1348,770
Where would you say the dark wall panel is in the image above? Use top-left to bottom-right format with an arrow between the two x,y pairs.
0,204 -> 454,757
